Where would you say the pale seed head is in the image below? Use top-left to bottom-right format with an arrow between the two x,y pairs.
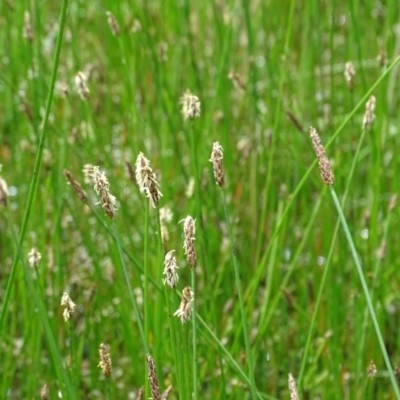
180,90 -> 201,120
28,248 -> 41,268
146,354 -> 161,400
98,343 -> 112,379
288,374 -> 299,400
75,71 -> 90,100
162,250 -> 179,289
60,292 -> 76,322
90,166 -> 118,218
181,216 -> 197,268
209,141 -> 225,187
173,286 -> 194,324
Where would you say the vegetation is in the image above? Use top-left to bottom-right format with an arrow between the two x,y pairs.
1,0 -> 400,398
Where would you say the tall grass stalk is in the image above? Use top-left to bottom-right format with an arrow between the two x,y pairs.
0,0 -> 69,329
219,190 -> 258,399
329,188 -> 400,399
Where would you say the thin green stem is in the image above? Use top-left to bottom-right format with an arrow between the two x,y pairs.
329,188 -> 400,399
220,190 -> 258,398
191,269 -> 198,400
0,0 -> 69,328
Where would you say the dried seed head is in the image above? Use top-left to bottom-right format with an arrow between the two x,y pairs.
135,152 -> 162,208
388,194 -> 397,212
40,384 -> 49,400
90,166 -> 118,219
209,141 -> 225,187
344,62 -> 355,91
98,343 -> 112,379
309,127 -> 334,186
0,176 -> 9,206
362,95 -> 376,130
181,216 -> 197,268
174,286 -> 194,324
185,177 -> 195,198
106,11 -> 120,36
161,385 -> 172,400
395,366 -> 400,387
64,169 -> 88,202
288,374 -> 299,400
378,50 -> 386,68
146,354 -> 161,400
28,248 -> 41,268
23,11 -> 34,42
367,360 -> 377,378
180,90 -> 201,120
60,292 -> 76,321
228,69 -> 246,91
75,71 -> 90,100
158,41 -> 168,63
163,250 -> 179,289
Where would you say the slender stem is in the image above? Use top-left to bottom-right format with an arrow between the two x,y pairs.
329,188 -> 400,399
143,202 -> 150,398
191,269 -> 198,400
0,0 -> 69,328
220,190 -> 258,398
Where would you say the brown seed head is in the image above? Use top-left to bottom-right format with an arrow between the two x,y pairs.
162,250 -> 179,289
362,95 -> 376,130
98,343 -> 112,379
180,90 -> 201,120
75,71 -> 90,100
344,61 -> 355,91
135,152 -> 162,208
90,166 -> 118,218
137,387 -> 144,400
209,141 -> 225,187
106,11 -> 120,36
288,374 -> 299,400
60,292 -> 76,321
161,385 -> 172,400
181,215 -> 197,268
64,169 -> 88,202
173,286 -> 194,324
310,127 -> 334,186
146,354 -> 161,400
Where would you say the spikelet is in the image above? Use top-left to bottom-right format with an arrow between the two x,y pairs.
60,292 -> 76,322
28,248 -> 41,268
146,354 -> 161,400
40,384 -> 49,400
98,343 -> 112,378
90,166 -> 118,218
64,169 -> 88,202
367,360 -> 377,378
362,95 -> 376,130
23,11 -> 34,42
309,127 -> 334,186
75,71 -> 90,100
174,286 -> 194,323
288,374 -> 299,400
209,141 -> 225,187
106,11 -> 120,36
181,216 -> 197,268
180,90 -> 201,120
344,62 -> 355,91
135,152 -> 162,208
0,176 -> 9,207
162,250 -> 179,289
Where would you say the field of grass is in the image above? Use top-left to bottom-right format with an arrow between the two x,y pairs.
1,0 -> 400,399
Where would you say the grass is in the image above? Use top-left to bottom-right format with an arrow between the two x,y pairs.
1,0 -> 400,398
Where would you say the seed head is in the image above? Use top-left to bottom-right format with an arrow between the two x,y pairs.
161,386 -> 172,400
181,215 -> 197,268
0,176 -> 9,206
180,90 -> 201,120
106,11 -> 120,36
163,250 -> 179,289
82,164 -> 95,185
23,11 -> 34,42
159,205 -> 173,243
98,343 -> 112,379
209,141 -> 225,187
309,127 -> 334,186
344,62 -> 355,91
146,354 -> 161,400
174,286 -> 194,324
90,166 -> 118,218
135,152 -> 162,208
362,95 -> 376,130
75,71 -> 90,100
64,169 -> 88,202
28,248 -> 41,268
367,360 -> 377,378
288,374 -> 299,400
137,387 -> 144,400
60,292 -> 76,321
40,384 -> 49,400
